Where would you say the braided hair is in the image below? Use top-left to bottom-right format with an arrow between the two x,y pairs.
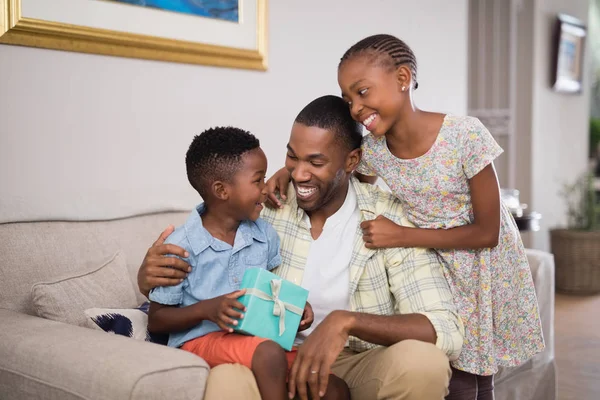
339,34 -> 419,90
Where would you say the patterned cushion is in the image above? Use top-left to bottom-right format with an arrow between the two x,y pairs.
85,302 -> 168,345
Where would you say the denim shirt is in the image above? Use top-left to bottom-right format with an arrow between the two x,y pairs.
149,203 -> 281,348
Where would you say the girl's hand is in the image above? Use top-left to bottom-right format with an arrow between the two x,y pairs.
360,215 -> 405,249
265,167 -> 291,209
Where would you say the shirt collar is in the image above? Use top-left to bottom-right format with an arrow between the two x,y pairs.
185,203 -> 267,255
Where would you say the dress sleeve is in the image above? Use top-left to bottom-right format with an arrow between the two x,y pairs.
460,118 -> 504,179
355,141 -> 377,176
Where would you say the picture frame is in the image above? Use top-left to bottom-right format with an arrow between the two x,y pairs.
0,0 -> 268,71
552,13 -> 586,94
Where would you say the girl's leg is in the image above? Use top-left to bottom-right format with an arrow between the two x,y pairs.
251,340 -> 288,400
476,374 -> 494,400
445,367 -> 477,400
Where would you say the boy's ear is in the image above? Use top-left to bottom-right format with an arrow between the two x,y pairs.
346,148 -> 362,173
211,181 -> 229,200
395,65 -> 412,91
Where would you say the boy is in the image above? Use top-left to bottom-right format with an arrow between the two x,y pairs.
148,127 -> 349,400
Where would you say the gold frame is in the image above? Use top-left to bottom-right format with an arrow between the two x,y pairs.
0,0 -> 268,71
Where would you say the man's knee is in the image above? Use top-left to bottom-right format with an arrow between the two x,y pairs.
203,363 -> 260,400
380,340 -> 451,398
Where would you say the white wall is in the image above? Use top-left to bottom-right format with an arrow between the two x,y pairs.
530,0 -> 591,250
0,0 -> 468,223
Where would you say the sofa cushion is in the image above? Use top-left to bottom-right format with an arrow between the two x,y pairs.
85,301 -> 168,345
31,251 -> 138,327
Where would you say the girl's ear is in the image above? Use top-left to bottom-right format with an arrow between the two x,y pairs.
395,65 -> 413,92
212,181 -> 229,200
346,148 -> 362,173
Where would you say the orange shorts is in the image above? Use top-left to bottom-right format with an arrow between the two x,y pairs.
181,331 -> 297,370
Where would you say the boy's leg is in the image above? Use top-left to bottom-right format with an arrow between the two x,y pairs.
321,374 -> 351,400
331,339 -> 451,400
251,340 -> 288,400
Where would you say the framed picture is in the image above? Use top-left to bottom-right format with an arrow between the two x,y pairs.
552,13 -> 586,94
0,0 -> 268,71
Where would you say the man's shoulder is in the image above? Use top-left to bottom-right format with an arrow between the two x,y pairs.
353,179 -> 413,227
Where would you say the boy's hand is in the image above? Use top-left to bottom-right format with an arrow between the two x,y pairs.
265,167 -> 292,209
204,290 -> 247,332
298,301 -> 314,332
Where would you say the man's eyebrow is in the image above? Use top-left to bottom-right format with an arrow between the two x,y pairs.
286,144 -> 328,160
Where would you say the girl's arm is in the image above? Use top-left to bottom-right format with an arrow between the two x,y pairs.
354,171 -> 378,184
361,164 -> 501,250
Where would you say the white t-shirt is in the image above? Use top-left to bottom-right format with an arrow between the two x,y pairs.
295,184 -> 360,345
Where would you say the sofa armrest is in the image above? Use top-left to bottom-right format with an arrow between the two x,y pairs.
0,309 -> 209,400
526,249 -> 555,361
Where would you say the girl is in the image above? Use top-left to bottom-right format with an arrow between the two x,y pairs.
267,34 -> 544,399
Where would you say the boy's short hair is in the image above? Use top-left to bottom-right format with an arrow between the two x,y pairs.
294,95 -> 363,152
186,126 -> 260,198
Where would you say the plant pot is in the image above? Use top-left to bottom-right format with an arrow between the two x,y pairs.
550,229 -> 600,294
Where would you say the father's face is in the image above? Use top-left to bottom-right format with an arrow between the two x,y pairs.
285,123 -> 352,212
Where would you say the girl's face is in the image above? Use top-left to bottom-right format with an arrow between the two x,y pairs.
338,55 -> 407,137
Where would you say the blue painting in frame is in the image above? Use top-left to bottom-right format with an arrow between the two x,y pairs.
110,0 -> 239,22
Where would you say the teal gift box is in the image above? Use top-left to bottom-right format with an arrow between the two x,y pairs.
234,268 -> 308,351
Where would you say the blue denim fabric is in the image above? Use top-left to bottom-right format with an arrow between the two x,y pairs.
149,203 -> 281,348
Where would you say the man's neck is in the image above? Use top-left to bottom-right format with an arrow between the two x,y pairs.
306,180 -> 351,239
200,205 -> 240,246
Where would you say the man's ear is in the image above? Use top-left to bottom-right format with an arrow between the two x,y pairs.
211,181 -> 229,201
346,148 -> 362,172
395,65 -> 412,91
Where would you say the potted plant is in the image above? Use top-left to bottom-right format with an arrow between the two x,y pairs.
551,172 -> 600,294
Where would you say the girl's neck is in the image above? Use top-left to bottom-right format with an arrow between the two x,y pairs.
385,109 -> 446,160
201,206 -> 240,246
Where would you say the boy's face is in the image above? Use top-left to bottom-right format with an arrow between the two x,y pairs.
227,148 -> 269,221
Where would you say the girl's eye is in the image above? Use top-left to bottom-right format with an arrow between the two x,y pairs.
359,88 -> 368,96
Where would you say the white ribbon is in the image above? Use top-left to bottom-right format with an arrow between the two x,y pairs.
244,279 -> 303,336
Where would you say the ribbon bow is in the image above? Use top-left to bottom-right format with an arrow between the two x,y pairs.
245,279 -> 303,336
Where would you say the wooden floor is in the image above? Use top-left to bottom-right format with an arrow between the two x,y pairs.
555,293 -> 600,400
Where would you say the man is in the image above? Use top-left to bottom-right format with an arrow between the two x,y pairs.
138,95 -> 464,400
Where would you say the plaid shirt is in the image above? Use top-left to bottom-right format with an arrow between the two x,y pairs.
261,177 -> 464,360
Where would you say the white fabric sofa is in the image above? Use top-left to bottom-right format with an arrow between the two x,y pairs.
0,212 -> 556,399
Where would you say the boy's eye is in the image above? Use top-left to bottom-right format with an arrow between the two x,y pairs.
310,162 -> 324,167
287,153 -> 298,160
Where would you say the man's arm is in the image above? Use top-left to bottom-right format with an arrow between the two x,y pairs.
138,226 -> 191,298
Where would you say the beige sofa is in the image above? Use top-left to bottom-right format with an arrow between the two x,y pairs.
0,211 -> 556,400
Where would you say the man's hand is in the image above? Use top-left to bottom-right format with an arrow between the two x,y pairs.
265,167 -> 292,209
202,290 -> 247,332
360,215 -> 405,249
297,302 -> 314,332
288,311 -> 352,400
137,226 -> 191,297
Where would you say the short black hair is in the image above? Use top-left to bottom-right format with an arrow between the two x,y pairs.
186,126 -> 260,198
294,95 -> 363,152
339,34 -> 419,90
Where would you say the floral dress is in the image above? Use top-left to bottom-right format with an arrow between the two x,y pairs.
357,115 -> 545,375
